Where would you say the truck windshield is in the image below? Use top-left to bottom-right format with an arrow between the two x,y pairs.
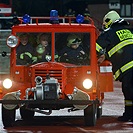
16,32 -> 90,66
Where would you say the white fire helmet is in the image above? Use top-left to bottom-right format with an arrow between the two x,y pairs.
103,10 -> 120,30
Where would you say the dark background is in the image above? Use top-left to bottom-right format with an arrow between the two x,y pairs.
11,0 -> 131,17
11,0 -> 88,16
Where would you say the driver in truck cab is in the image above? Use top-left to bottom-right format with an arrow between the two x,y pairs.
16,33 -> 37,65
59,34 -> 88,65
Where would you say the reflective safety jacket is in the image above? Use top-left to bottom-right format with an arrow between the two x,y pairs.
16,43 -> 36,65
59,46 -> 84,58
96,20 -> 133,80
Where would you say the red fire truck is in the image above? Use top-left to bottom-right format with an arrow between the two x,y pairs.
0,10 -> 113,127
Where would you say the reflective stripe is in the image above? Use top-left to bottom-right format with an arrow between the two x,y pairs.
100,66 -> 112,73
125,100 -> 133,106
32,56 -> 37,61
114,60 -> 133,80
114,69 -> 121,80
121,60 -> 133,73
55,54 -> 58,59
108,39 -> 133,57
20,52 -> 32,59
96,43 -> 103,52
25,52 -> 32,58
20,53 -> 24,59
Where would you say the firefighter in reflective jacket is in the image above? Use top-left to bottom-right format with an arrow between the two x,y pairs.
96,10 -> 133,122
59,34 -> 88,65
16,33 -> 36,65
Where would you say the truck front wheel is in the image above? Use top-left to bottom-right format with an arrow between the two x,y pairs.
2,105 -> 16,128
84,103 -> 97,126
20,105 -> 35,120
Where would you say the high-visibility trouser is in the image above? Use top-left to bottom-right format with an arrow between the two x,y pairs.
125,100 -> 133,106
114,60 -> 133,80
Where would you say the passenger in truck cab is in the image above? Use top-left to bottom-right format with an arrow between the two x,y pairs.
36,33 -> 51,62
16,33 -> 36,65
59,34 -> 88,65
36,33 -> 58,62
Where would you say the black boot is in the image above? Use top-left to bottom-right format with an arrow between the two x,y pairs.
117,106 -> 133,122
118,113 -> 132,122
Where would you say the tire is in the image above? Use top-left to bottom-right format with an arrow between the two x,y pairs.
97,105 -> 102,119
20,105 -> 35,120
2,105 -> 16,128
84,103 -> 97,126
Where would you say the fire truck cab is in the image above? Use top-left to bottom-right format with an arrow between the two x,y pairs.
0,11 -> 113,127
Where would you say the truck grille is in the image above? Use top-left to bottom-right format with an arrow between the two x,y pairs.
35,69 -> 63,89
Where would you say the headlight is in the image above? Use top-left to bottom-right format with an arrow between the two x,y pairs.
7,35 -> 18,48
3,79 -> 12,89
35,76 -> 43,85
83,79 -> 93,89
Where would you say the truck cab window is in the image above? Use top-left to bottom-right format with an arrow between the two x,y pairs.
16,32 -> 52,65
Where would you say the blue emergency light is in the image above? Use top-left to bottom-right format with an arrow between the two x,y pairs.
50,10 -> 58,20
22,14 -> 31,24
76,14 -> 84,24
50,10 -> 59,24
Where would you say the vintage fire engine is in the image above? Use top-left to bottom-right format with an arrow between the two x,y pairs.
0,10 -> 113,127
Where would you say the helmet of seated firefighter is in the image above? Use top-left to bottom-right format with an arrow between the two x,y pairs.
67,34 -> 82,47
103,10 -> 120,30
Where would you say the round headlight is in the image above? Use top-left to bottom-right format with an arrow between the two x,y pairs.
7,35 -> 18,48
3,79 -> 12,89
83,79 -> 93,89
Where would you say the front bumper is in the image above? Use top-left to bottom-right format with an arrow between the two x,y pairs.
0,99 -> 99,105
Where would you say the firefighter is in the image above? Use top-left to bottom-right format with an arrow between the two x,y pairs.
36,33 -> 51,62
65,8 -> 75,23
59,34 -> 88,65
83,8 -> 90,24
16,33 -> 36,65
65,8 -> 75,17
96,10 -> 133,122
36,33 -> 58,62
